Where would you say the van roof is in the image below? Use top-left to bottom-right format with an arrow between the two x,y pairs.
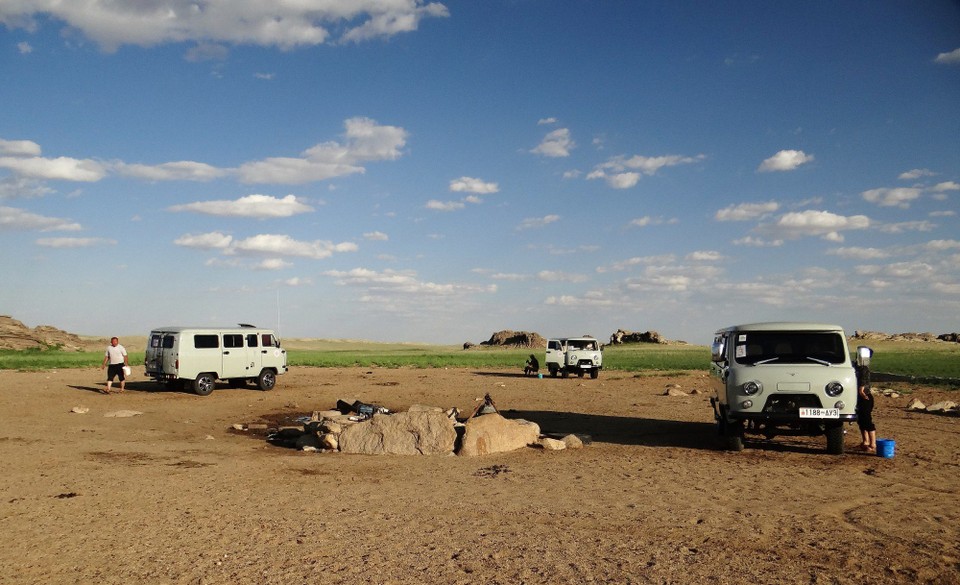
149,326 -> 275,334
715,322 -> 845,334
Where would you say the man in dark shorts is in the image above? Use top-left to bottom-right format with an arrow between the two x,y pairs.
854,347 -> 876,453
100,336 -> 129,394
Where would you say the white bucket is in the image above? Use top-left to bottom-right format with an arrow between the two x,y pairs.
122,366 -> 132,377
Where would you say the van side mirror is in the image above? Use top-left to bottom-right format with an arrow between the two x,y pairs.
711,338 -> 727,362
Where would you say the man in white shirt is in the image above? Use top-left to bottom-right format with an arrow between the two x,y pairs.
100,337 -> 129,394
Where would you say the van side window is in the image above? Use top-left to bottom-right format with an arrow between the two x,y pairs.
194,334 -> 219,349
548,341 -> 560,350
223,334 -> 243,348
246,334 -> 259,348
262,334 -> 275,347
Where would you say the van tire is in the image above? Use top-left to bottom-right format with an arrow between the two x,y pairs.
825,422 -> 845,455
590,369 -> 599,379
194,373 -> 216,396
257,369 -> 277,391
724,419 -> 744,452
549,366 -> 558,378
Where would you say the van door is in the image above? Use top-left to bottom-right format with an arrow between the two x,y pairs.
221,333 -> 249,378
246,333 -> 262,374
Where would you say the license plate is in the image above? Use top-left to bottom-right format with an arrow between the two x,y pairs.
799,407 -> 839,418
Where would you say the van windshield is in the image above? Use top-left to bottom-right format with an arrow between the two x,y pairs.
732,331 -> 847,365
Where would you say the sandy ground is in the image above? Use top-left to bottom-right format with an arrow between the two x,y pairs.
0,366 -> 958,585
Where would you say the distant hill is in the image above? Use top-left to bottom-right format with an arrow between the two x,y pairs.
0,315 -> 86,351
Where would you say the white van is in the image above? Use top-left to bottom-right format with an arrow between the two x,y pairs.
545,337 -> 603,378
709,322 -> 866,454
144,325 -> 287,396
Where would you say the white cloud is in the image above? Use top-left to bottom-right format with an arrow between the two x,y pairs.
930,210 -> 956,217
537,270 -> 588,283
596,254 -> 676,273
587,153 -> 704,188
0,205 -> 81,232
517,214 -> 560,230
733,235 -> 783,247
237,117 -> 407,184
876,220 -> 936,234
899,168 -> 935,180
230,234 -> 357,259
323,267 -> 495,296
932,181 -> 960,192
0,139 -> 41,157
17,41 -> 32,54
531,128 -> 574,158
758,210 -> 869,241
169,194 -> 314,218
363,231 -> 389,241
0,1 -> 450,52
0,177 -> 54,200
117,160 -> 229,182
861,187 -> 922,208
934,48 -> 960,65
0,155 -> 107,182
449,176 -> 499,194
35,237 -> 115,248
253,258 -> 293,271
174,232 -> 234,249
628,216 -> 675,228
537,117 -> 558,125
828,247 -> 891,260
686,250 -> 724,262
757,149 -> 814,172
425,199 -> 465,211
715,201 -> 779,221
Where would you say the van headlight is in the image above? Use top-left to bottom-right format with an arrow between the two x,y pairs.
825,382 -> 843,397
742,380 -> 762,396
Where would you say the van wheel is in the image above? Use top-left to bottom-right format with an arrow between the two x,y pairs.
549,367 -> 558,378
193,373 -> 216,396
825,422 -> 845,455
590,369 -> 599,379
724,419 -> 744,452
561,369 -> 569,378
257,369 -> 277,391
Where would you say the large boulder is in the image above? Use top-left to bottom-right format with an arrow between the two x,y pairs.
338,410 -> 457,455
609,328 -> 665,345
457,413 -> 540,456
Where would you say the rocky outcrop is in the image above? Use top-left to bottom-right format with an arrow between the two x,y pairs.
339,409 -> 457,455
0,315 -> 85,351
479,330 -> 546,348
609,328 -> 665,345
458,413 -> 541,456
853,331 -> 940,342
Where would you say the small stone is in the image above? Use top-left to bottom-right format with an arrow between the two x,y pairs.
231,424 -> 246,431
905,398 -> 926,411
664,387 -> 687,397
562,434 -> 584,449
103,410 -> 143,418
539,437 -> 566,451
247,423 -> 269,430
927,401 -> 957,413
70,406 -> 90,414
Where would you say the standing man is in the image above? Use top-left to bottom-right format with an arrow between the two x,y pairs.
100,336 -> 129,394
854,346 -> 876,453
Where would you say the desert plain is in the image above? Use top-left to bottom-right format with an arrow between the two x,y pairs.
0,363 -> 958,585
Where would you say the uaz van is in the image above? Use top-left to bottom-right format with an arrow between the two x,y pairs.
709,322 -> 868,454
545,337 -> 603,378
144,325 -> 287,396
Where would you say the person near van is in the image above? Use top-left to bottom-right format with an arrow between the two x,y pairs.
100,337 -> 129,394
855,352 -> 876,453
524,354 -> 540,376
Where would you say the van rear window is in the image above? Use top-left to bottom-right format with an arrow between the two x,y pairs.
193,334 -> 219,349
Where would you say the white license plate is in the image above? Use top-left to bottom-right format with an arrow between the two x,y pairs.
799,407 -> 839,418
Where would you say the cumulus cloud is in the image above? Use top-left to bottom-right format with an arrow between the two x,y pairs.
732,235 -> 783,247
828,247 -> 891,260
0,177 -> 54,200
517,214 -> 560,230
174,231 -> 234,249
861,187 -> 922,208
757,149 -> 814,172
757,210 -> 869,242
596,254 -> 676,273
934,48 -> 960,65
537,117 -> 557,125
0,1 -> 450,52
932,181 -> 960,192
237,117 -> 407,184
425,199 -> 465,211
686,250 -> 724,262
0,155 -> 107,182
875,220 -> 936,234
449,176 -> 499,194
169,194 -> 314,218
537,270 -> 588,283
0,205 -> 81,232
587,153 -> 704,188
531,128 -> 574,158
0,139 -> 41,157
230,234 -> 357,259
899,168 -> 936,180
715,201 -> 779,221
363,231 -> 388,241
627,216 -> 675,228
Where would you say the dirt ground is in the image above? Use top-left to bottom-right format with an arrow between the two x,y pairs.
0,366 -> 957,585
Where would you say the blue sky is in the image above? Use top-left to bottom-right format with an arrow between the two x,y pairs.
1,1 -> 958,345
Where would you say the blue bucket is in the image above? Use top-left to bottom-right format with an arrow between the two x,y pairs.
876,438 -> 895,458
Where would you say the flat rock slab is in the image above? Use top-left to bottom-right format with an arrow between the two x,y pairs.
339,410 -> 456,455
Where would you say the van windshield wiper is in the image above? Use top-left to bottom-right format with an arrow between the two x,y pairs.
804,356 -> 832,366
753,357 -> 780,365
